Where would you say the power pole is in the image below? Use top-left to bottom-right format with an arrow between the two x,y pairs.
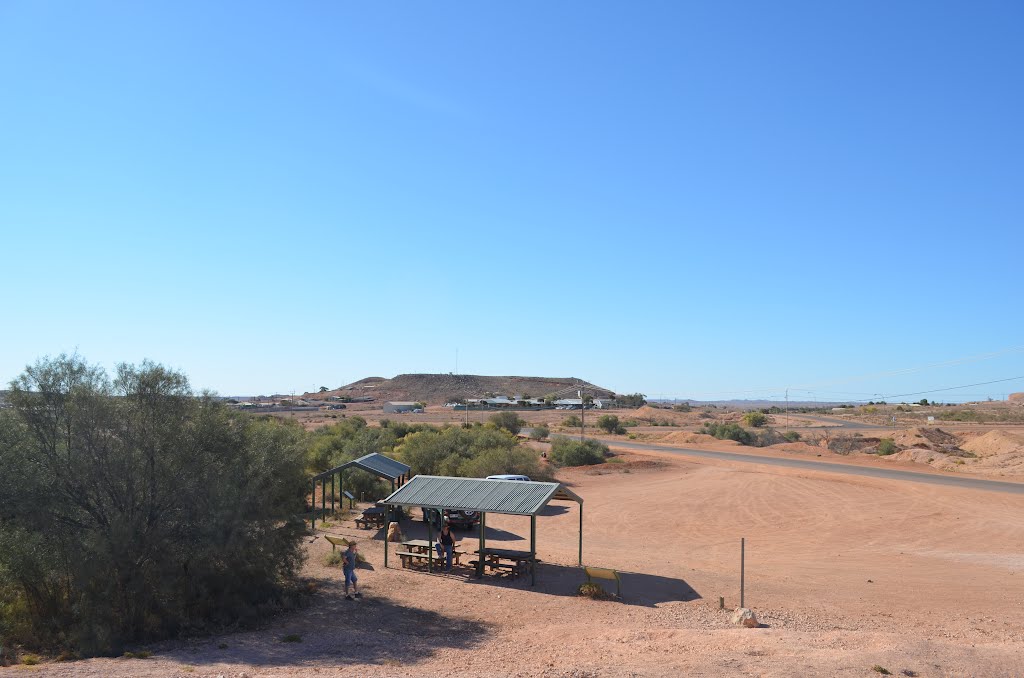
785,388 -> 789,429
579,389 -> 585,441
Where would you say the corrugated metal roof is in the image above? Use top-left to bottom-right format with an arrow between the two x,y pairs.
382,476 -> 582,516
311,453 -> 410,482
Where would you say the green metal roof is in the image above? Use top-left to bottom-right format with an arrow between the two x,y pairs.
382,475 -> 582,516
312,453 -> 410,482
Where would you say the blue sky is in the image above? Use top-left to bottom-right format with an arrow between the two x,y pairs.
1,2 -> 1021,401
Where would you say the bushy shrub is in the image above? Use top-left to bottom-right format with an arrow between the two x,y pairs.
700,422 -> 754,445
396,425 -> 520,477
458,446 -> 545,480
877,438 -> 898,455
562,415 -> 582,428
489,411 -> 525,435
577,582 -> 614,600
742,411 -> 768,427
783,431 -> 801,442
529,425 -> 550,441
548,437 -> 608,467
0,356 -> 309,656
596,415 -> 625,434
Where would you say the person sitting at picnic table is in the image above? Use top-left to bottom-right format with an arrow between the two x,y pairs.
435,521 -> 457,572
343,541 -> 361,600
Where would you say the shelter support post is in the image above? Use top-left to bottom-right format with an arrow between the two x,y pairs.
340,472 -> 344,510
384,516 -> 390,569
331,474 -> 335,512
427,511 -> 434,573
530,514 -> 537,587
321,478 -> 326,517
578,503 -> 583,566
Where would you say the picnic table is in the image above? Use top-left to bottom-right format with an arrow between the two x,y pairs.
354,505 -> 388,529
472,547 -> 537,579
396,539 -> 467,568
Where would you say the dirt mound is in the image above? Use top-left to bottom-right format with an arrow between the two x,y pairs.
961,430 -> 1024,457
770,442 -> 824,455
893,427 -> 962,454
1009,392 -> 1024,403
657,431 -> 737,446
312,374 -> 614,405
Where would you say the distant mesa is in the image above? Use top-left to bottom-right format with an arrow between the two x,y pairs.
309,374 -> 614,406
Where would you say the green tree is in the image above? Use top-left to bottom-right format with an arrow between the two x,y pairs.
318,386 -> 328,393
562,415 -> 582,428
596,414 -> 625,434
396,426 -> 517,476
529,425 -> 550,441
742,411 -> 768,427
616,393 -> 647,408
489,411 -> 524,435
0,355 -> 308,655
548,437 -> 608,467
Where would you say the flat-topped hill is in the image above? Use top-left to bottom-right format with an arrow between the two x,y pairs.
311,374 -> 615,405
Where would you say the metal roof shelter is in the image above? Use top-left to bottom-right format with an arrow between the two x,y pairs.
381,475 -> 584,585
309,453 -> 411,529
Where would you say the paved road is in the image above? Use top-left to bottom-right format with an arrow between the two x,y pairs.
781,413 -> 885,430
604,439 -> 1024,495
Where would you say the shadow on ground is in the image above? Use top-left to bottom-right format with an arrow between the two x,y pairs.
159,578 -> 491,668
387,558 -> 699,608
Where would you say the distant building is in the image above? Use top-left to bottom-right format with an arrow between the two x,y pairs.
384,401 -> 420,413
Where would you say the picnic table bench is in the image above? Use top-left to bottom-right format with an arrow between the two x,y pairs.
472,548 -> 537,579
354,506 -> 388,529
398,539 -> 467,568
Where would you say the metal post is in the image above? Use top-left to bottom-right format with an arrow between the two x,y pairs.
427,510 -> 434,573
530,514 -> 537,587
340,472 -> 344,511
321,478 -> 326,517
740,537 -> 745,608
331,474 -> 335,512
384,516 -> 390,569
578,503 -> 583,566
478,512 -> 487,577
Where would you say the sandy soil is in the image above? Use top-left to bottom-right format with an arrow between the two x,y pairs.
31,449 -> 1024,677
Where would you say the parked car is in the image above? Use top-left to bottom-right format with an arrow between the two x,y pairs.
486,474 -> 532,482
422,507 -> 480,530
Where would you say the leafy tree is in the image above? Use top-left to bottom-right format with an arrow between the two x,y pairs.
596,415 -> 625,434
318,386 -> 328,393
548,437 -> 608,467
701,422 -> 754,445
616,393 -> 647,408
562,415 -> 582,428
742,411 -> 768,427
529,425 -> 550,441
459,447 -> 544,479
396,426 -> 517,476
0,355 -> 308,655
488,411 -> 524,435
918,399 -> 929,406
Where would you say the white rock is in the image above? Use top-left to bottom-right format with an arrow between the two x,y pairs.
730,607 -> 759,628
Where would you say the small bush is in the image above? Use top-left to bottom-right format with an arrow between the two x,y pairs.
21,654 -> 42,665
877,439 -> 898,456
562,415 -> 582,428
548,437 -> 608,467
489,412 -> 524,435
122,650 -> 152,659
783,431 -> 801,442
871,666 -> 891,675
700,422 -> 753,445
596,415 -> 625,434
529,425 -> 549,441
323,551 -> 343,567
742,411 -> 768,427
577,582 -> 614,600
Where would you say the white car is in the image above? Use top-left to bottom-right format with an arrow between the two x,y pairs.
486,474 -> 532,482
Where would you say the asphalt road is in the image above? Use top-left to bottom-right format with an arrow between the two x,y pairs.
603,439 -> 1024,495
781,414 -> 886,430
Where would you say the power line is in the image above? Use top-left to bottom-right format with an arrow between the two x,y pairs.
875,375 -> 1024,400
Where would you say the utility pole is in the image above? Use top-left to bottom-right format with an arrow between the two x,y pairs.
579,389 -> 585,442
785,388 -> 789,428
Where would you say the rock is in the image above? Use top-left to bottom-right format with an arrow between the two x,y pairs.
386,522 -> 403,542
731,607 -> 759,628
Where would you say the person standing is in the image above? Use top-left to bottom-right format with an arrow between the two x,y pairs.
435,522 -> 457,572
343,541 -> 361,600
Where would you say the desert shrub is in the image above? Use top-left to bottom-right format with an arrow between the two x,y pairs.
396,426 -> 517,477
742,411 -> 768,427
323,551 -> 343,567
529,425 -> 550,441
700,422 -> 753,445
672,403 -> 692,412
548,437 -> 608,467
783,431 -> 801,442
562,415 -> 582,428
621,419 -> 639,427
596,415 -> 625,434
615,393 -> 647,408
877,438 -> 898,455
488,411 -> 524,435
577,582 -> 614,600
458,446 -> 545,480
0,356 -> 309,656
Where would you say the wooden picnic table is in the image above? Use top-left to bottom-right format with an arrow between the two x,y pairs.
355,506 -> 388,529
397,539 -> 467,569
473,548 -> 536,578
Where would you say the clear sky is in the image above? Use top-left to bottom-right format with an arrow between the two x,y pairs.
1,2 -> 1021,401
